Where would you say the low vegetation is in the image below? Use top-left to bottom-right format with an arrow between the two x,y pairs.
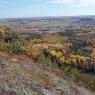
0,25 -> 95,95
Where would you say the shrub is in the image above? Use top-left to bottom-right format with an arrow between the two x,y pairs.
79,75 -> 95,91
35,53 -> 58,68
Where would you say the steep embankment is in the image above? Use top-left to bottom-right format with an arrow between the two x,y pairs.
0,52 -> 94,95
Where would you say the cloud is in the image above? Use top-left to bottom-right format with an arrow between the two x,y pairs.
49,0 -> 73,4
77,0 -> 95,7
1,0 -> 95,7
49,0 -> 95,7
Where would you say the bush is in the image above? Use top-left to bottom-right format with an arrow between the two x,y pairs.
35,53 -> 58,68
79,75 -> 95,91
8,43 -> 24,54
0,41 -> 25,54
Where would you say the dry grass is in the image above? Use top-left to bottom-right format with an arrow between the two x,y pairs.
0,51 -> 94,95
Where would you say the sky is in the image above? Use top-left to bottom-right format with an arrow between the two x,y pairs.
0,0 -> 95,18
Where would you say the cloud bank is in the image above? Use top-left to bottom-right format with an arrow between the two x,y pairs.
49,0 -> 95,7
1,0 -> 95,7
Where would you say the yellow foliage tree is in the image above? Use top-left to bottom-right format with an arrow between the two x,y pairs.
58,56 -> 65,64
23,45 -> 39,58
50,50 -> 57,57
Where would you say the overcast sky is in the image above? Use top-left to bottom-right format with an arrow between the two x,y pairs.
0,0 -> 95,18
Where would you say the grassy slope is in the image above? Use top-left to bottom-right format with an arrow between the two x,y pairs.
0,52 -> 94,95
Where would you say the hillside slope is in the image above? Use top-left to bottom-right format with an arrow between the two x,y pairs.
0,52 -> 94,95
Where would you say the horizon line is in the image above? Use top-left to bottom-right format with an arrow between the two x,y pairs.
0,15 -> 95,19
